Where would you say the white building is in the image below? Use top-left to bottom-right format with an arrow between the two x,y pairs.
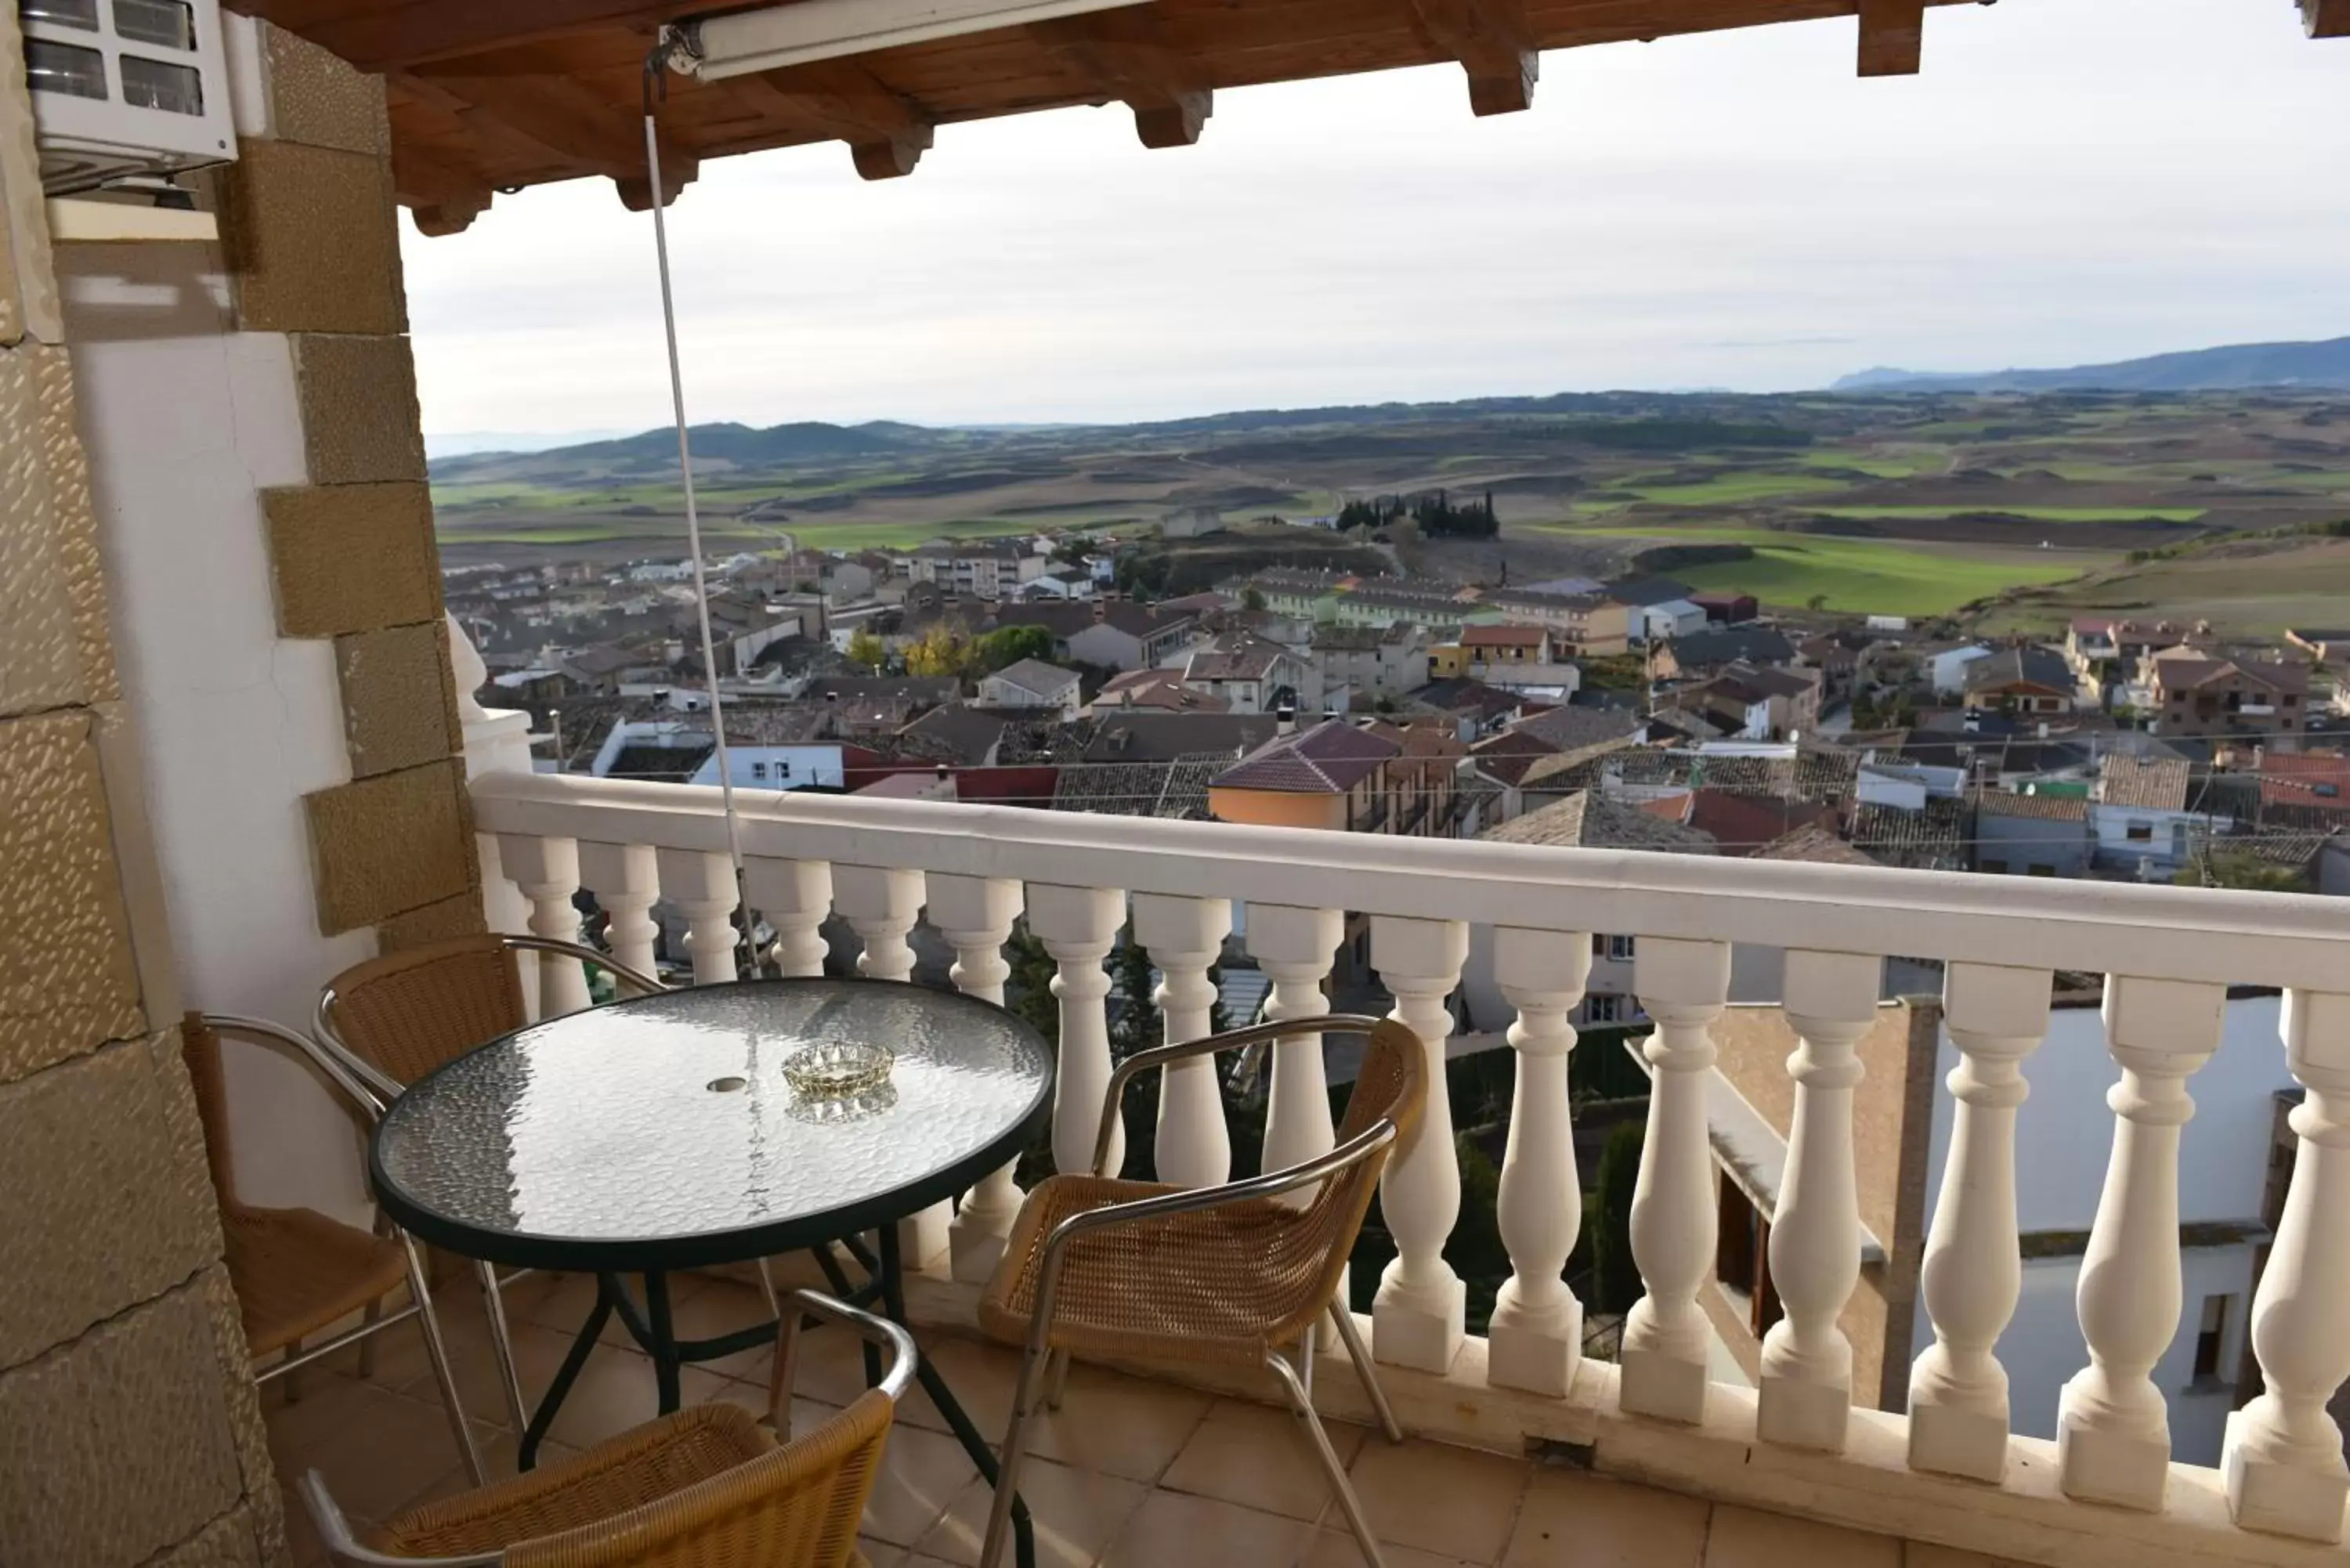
977,658 -> 1083,718
687,744 -> 845,792
1931,643 -> 1996,695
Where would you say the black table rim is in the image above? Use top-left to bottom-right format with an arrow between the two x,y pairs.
367,977 -> 1055,1274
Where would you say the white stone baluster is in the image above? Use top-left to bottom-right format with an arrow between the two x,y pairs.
1246,905 -> 1343,1205
834,866 -> 942,1266
577,843 -> 661,980
1028,886 -> 1126,1177
1909,962 -> 2050,1483
2225,988 -> 2350,1542
1621,937 -> 1732,1425
654,847 -> 739,985
1370,915 -> 1470,1374
743,858 -> 832,977
931,873 -> 1028,1284
1488,927 -> 1593,1397
499,833 -> 591,1017
1759,950 -> 1883,1453
834,865 -> 925,984
2056,975 -> 2225,1512
1133,894 -> 1235,1188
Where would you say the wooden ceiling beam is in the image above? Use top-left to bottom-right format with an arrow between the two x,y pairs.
721,63 -> 937,182
389,141 -> 494,235
1857,0 -> 1925,75
1405,0 -> 1538,115
400,71 -> 699,211
1030,15 -> 1213,149
2304,0 -> 2350,38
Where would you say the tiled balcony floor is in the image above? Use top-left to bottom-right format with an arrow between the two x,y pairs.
266,1271 -> 2026,1568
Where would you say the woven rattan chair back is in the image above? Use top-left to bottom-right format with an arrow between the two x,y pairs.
180,1013 -> 245,1205
1242,1013 -> 1425,1351
324,934 -> 530,1088
371,1396 -> 894,1568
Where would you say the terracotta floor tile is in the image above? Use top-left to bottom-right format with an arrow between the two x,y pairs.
1501,1466 -> 1710,1568
662,1275 -> 783,1378
1704,1506 -> 1899,1568
919,1454 -> 1149,1568
1346,1439 -> 1529,1563
1904,1547 -> 2034,1568
1024,1362 -> 1215,1483
1100,1489 -> 1319,1568
866,1424 -> 997,1546
276,1387 -> 491,1527
1298,1530 -> 1482,1568
901,1334 -> 1024,1441
1159,1399 -> 1369,1521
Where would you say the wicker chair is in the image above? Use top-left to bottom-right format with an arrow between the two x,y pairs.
184,1013 -> 486,1486
975,1013 -> 1425,1568
302,1290 -> 914,1568
314,934 -> 783,1437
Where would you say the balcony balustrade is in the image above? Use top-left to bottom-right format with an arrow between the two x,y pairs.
465,741 -> 2350,1567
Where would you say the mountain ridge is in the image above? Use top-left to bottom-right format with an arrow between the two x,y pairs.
1831,335 -> 2350,394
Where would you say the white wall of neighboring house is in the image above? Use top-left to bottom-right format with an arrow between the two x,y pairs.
688,745 -> 844,791
1639,601 -> 1708,643
64,243 -> 375,1223
1914,992 -> 2287,1465
1931,645 -> 1994,695
2086,803 -> 2227,876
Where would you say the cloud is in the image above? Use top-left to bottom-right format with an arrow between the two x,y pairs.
402,0 -> 2350,435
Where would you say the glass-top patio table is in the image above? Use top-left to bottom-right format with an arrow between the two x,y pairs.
370,977 -> 1054,1568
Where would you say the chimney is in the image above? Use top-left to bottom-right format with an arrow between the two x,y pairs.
1093,600 -> 1108,623
2037,721 -> 2049,739
1276,705 -> 1296,736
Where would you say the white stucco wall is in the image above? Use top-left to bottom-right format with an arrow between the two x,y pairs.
1912,992 -> 2287,1462
64,243 -> 374,1223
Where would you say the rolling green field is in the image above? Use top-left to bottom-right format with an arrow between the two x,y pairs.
1673,539 -> 2085,617
1534,521 -> 2102,616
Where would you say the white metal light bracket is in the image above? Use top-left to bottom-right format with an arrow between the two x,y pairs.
666,0 -> 1155,78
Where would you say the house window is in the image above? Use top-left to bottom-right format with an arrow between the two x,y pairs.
1608,934 -> 1637,961
2193,1294 -> 2232,1383
1979,858 -> 2009,874
750,761 -> 767,780
1585,994 -> 1625,1024
2284,694 -> 2299,706
777,761 -> 791,779
1716,1182 -> 1781,1340
2027,864 -> 2057,877
2125,822 -> 2153,843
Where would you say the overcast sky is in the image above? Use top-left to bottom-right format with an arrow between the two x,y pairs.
401,0 -> 2350,442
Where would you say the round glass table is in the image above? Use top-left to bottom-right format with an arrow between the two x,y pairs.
370,977 -> 1053,1564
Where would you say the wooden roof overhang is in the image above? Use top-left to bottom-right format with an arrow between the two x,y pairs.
242,0 -> 2350,236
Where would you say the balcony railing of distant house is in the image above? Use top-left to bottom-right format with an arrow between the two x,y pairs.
465,735 -> 2350,1568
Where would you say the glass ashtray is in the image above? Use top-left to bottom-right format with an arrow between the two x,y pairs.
781,1040 -> 895,1100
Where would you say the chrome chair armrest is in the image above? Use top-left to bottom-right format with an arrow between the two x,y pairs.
500,934 -> 668,998
771,1288 -> 919,1432
201,1012 -> 391,1129
301,1472 -> 497,1568
1090,1013 -> 1390,1176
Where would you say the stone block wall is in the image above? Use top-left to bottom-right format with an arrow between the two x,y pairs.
0,6 -> 284,1563
216,24 -> 482,952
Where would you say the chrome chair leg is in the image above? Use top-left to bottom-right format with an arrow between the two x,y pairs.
404,1235 -> 487,1486
755,1255 -> 783,1318
1041,1347 -> 1072,1411
1328,1301 -> 1401,1443
476,1259 -> 530,1439
980,1336 -> 1052,1568
1267,1348 -> 1386,1568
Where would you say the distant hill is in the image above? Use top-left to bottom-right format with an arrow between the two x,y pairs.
430,419 -> 940,479
1832,336 -> 2350,394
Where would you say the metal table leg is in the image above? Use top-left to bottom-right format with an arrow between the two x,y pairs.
517,1277 -> 616,1471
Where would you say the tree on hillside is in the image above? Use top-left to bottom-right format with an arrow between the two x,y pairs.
844,628 -> 886,672
1242,586 -> 1267,611
978,623 -> 1054,671
1050,537 -> 1091,567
